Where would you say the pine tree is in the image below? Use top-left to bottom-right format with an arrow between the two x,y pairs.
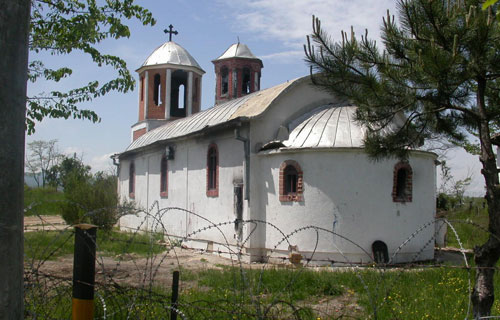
305,0 -> 500,317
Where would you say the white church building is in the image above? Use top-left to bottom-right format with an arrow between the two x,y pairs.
115,35 -> 438,265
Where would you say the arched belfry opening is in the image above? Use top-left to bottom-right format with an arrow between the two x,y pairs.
212,42 -> 263,104
242,67 -> 251,95
170,69 -> 187,117
130,25 -> 205,142
153,73 -> 161,106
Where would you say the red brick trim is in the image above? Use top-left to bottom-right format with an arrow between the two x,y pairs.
133,128 -> 147,141
206,143 -> 219,197
279,160 -> 303,202
160,155 -> 168,198
129,162 -> 135,199
392,161 -> 413,203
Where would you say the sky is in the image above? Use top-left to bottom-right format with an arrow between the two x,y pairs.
26,0 -> 487,195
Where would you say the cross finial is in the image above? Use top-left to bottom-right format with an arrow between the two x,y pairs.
163,24 -> 178,42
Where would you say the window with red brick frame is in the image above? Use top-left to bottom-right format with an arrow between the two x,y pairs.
129,162 -> 135,199
160,156 -> 168,197
392,162 -> 412,202
206,144 -> 219,197
279,160 -> 303,202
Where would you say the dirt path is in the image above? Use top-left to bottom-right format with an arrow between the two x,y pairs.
24,215 -> 67,232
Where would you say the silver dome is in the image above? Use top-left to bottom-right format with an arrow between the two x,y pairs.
214,43 -> 259,61
140,41 -> 204,73
284,105 -> 367,149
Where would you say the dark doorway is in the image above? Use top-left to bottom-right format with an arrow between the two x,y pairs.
234,184 -> 243,241
372,240 -> 389,263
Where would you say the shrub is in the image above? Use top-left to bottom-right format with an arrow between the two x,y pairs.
61,171 -> 118,231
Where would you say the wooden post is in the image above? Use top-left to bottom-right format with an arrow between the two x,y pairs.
170,271 -> 180,320
72,224 -> 97,320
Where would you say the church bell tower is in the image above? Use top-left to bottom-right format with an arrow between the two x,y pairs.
212,42 -> 263,105
131,25 -> 205,142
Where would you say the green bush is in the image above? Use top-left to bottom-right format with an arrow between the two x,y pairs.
24,185 -> 65,216
61,171 -> 119,231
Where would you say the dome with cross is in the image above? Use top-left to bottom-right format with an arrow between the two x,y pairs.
139,41 -> 204,73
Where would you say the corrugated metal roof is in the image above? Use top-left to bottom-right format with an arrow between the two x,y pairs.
283,105 -> 367,149
124,79 -> 299,154
214,43 -> 259,61
139,41 -> 204,73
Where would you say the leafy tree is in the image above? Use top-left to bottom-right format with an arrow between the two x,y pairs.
59,158 -> 118,231
305,0 -> 499,317
46,154 -> 91,189
27,0 -> 156,134
439,160 -> 473,208
26,139 -> 62,187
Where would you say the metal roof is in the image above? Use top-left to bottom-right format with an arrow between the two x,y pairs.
283,105 -> 367,149
139,41 -> 204,73
214,43 -> 259,61
123,79 -> 299,155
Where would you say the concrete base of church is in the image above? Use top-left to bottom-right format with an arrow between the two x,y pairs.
172,236 -> 435,266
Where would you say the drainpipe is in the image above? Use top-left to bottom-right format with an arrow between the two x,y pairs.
234,127 -> 250,201
110,154 -> 120,197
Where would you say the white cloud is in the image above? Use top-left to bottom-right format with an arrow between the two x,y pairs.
62,146 -> 84,157
90,152 -> 117,174
219,0 -> 397,47
259,50 -> 303,61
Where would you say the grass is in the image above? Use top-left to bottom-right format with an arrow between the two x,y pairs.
24,196 -> 500,319
24,229 -> 165,261
24,185 -> 65,216
24,265 -> 500,319
442,198 -> 490,249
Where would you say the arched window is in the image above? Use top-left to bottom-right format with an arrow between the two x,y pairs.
129,162 -> 135,198
392,162 -> 412,202
242,67 -> 251,94
160,156 -> 168,197
153,73 -> 161,106
221,67 -> 228,96
206,144 -> 219,197
279,160 -> 303,202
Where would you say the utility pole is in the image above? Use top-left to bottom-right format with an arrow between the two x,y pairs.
0,0 -> 31,318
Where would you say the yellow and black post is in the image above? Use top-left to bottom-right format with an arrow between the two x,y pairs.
72,224 -> 97,320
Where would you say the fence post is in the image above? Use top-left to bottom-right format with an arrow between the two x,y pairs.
170,270 -> 180,320
72,224 -> 97,320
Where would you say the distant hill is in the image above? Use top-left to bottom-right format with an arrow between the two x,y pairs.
24,173 -> 42,188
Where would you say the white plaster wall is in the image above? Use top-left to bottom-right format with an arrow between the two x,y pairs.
118,129 -> 246,247
251,149 -> 437,263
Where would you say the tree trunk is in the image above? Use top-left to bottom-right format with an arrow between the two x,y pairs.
0,0 -> 31,319
472,79 -> 500,318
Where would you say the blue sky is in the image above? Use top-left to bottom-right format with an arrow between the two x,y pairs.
26,0 -> 484,195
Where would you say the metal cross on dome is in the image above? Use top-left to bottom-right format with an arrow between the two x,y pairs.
164,24 -> 178,41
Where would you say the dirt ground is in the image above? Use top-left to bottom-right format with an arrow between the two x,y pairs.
25,215 -> 470,285
24,215 -> 67,232
24,216 -> 465,318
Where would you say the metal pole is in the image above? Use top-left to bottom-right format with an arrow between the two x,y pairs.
72,224 -> 97,320
170,270 -> 180,320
